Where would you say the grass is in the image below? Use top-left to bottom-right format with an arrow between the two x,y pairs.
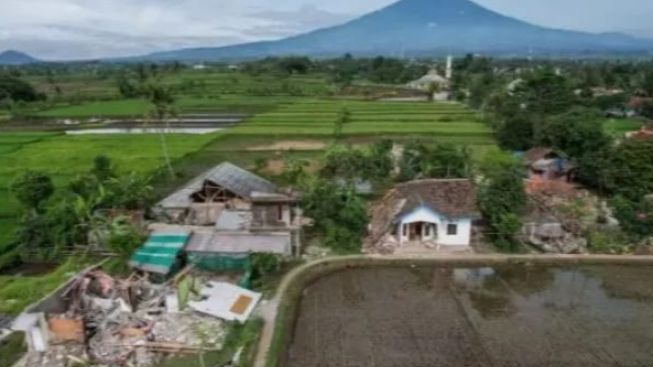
0,132 -> 218,186
32,95 -> 304,118
0,218 -> 18,248
29,71 -> 334,118
34,99 -> 149,118
0,332 -> 26,367
603,118 -> 643,138
0,131 -> 221,251
0,259 -> 85,315
230,100 -> 494,143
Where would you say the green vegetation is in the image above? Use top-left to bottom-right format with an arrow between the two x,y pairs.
302,180 -> 369,253
477,152 -> 527,252
0,75 -> 44,103
603,118 -> 643,138
35,99 -> 149,117
0,332 -> 26,367
0,131 -> 218,254
0,259 -> 84,315
233,100 -> 493,141
398,140 -> 471,181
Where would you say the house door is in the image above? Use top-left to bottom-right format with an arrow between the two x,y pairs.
410,223 -> 422,241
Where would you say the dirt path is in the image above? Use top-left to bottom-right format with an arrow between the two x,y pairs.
247,141 -> 327,151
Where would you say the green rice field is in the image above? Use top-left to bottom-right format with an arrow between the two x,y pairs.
231,100 -> 494,144
0,131 -> 219,250
30,71 -> 333,118
32,95 -> 312,118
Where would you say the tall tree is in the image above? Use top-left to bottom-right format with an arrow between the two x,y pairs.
146,83 -> 177,177
516,69 -> 575,115
536,107 -> 610,158
477,153 -> 527,252
398,141 -> 471,181
302,179 -> 368,253
10,171 -> 54,214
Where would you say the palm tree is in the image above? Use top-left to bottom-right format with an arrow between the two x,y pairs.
146,83 -> 177,177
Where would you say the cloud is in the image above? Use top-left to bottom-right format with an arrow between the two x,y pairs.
0,0 -> 371,60
248,5 -> 356,35
0,0 -> 271,59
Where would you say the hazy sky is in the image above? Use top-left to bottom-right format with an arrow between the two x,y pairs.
1,0 -> 652,60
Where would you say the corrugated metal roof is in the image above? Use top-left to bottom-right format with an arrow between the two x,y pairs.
186,231 -> 291,256
129,232 -> 190,274
157,162 -> 277,209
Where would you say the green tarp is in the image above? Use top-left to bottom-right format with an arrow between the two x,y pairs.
187,253 -> 251,272
129,232 -> 190,275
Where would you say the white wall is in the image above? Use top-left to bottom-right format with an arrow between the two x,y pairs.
439,218 -> 472,246
398,206 -> 471,246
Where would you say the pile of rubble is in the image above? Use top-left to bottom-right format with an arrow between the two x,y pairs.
521,190 -> 608,254
23,269 -> 228,367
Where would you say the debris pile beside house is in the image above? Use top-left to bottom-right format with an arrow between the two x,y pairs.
13,266 -> 261,367
521,180 -> 613,254
626,121 -> 653,140
522,147 -> 576,185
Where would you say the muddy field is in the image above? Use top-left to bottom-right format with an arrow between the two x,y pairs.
285,265 -> 653,367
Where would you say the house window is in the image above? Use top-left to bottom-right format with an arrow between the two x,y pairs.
277,205 -> 284,221
424,225 -> 431,236
402,224 -> 408,236
447,224 -> 458,236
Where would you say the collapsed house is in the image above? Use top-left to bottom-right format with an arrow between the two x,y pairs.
366,179 -> 480,253
130,163 -> 302,277
522,147 -> 576,182
11,265 -> 260,367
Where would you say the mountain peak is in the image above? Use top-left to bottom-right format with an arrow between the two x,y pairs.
144,0 -> 653,61
0,50 -> 39,65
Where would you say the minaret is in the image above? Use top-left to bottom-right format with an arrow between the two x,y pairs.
445,55 -> 453,80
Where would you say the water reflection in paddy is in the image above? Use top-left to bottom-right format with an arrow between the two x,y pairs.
286,265 -> 653,367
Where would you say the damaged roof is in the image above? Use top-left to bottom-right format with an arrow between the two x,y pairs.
367,179 -> 479,244
522,147 -> 562,165
129,232 -> 190,275
157,162 -> 278,209
186,231 -> 291,256
394,179 -> 479,219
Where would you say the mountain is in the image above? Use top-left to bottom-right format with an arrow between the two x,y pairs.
143,0 -> 653,61
0,50 -> 40,65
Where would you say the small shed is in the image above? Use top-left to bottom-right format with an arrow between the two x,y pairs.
129,232 -> 190,276
185,231 -> 292,271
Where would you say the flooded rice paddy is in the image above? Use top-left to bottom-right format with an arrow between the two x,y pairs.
286,265 -> 653,367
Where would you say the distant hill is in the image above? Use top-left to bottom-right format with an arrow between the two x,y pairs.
0,50 -> 39,65
142,0 -> 653,61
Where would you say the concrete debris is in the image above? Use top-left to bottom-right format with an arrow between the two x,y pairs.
47,316 -> 84,344
25,345 -> 87,367
189,281 -> 261,323
22,268 -> 231,367
151,312 -> 225,347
